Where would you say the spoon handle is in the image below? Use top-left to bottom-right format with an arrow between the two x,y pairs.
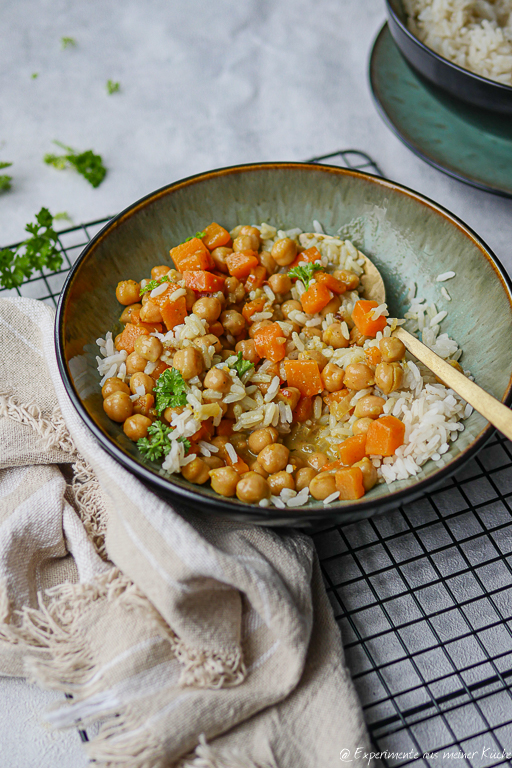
394,327 -> 512,442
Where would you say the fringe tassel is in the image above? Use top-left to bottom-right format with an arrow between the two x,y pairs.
177,735 -> 272,768
0,392 -> 75,454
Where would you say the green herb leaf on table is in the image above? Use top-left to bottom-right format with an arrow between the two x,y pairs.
288,262 -> 323,290
44,141 -> 107,188
61,37 -> 76,49
153,368 -> 189,414
106,80 -> 120,95
0,162 -> 12,192
31,73 -> 38,79
137,421 -> 173,462
184,231 -> 206,243
53,212 -> 73,224
229,351 -> 254,379
139,275 -> 171,296
0,207 -> 62,289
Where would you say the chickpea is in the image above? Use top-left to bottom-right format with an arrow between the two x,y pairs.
323,323 -> 350,350
343,363 -> 375,391
181,457 -> 210,485
125,352 -> 147,375
225,277 -> 246,304
120,303 -> 142,324
123,414 -> 152,441
209,466 -> 239,496
281,299 -> 302,319
134,335 -> 163,363
220,309 -> 246,336
248,427 -> 278,454
116,280 -> 141,306
211,246 -> 232,274
354,395 -> 386,419
249,319 -> 273,339
202,456 -> 225,470
350,327 -> 368,347
211,435 -> 229,460
240,225 -> 262,246
103,392 -> 133,422
307,452 -> 328,471
268,273 -> 292,294
379,337 -> 406,363
139,301 -> 163,324
334,269 -> 360,290
236,472 -> 270,503
193,297 -> 222,324
235,339 -> 260,365
352,417 -> 374,436
374,362 -> 404,395
233,234 -> 259,252
299,350 -> 327,371
302,327 -> 322,339
320,296 -> 341,318
353,457 -> 378,492
276,387 -> 301,411
321,362 -> 345,393
309,471 -> 337,500
258,443 -> 290,474
184,288 -> 196,311
295,466 -> 317,492
204,367 -> 232,393
271,238 -> 297,267
163,406 -> 184,423
268,471 -> 295,495
151,265 -> 170,280
173,347 -> 203,380
231,433 -> 248,452
129,372 -> 155,395
288,451 -> 306,470
259,250 -> 277,275
250,460 -> 268,478
209,321 -> 224,338
133,393 -> 154,417
101,377 -> 130,399
194,334 -> 222,354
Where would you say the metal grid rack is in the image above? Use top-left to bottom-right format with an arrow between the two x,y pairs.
2,150 -> 511,766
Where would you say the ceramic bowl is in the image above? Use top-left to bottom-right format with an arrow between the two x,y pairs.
385,0 -> 512,115
55,162 -> 512,526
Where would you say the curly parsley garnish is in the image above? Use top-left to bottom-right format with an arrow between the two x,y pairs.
153,368 -> 189,414
229,351 -> 254,379
44,141 -> 107,188
139,275 -> 171,296
61,37 -> 76,49
0,162 -> 13,192
0,207 -> 62,289
288,262 -> 323,290
137,421 -> 172,462
184,230 -> 206,242
106,79 -> 120,95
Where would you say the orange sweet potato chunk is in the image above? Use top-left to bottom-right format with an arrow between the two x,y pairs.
254,322 -> 287,363
183,270 -> 225,293
289,246 -> 321,269
352,300 -> 387,337
170,237 -> 210,271
115,323 -> 149,354
292,395 -> 313,422
316,272 -> 347,295
335,467 -> 366,500
202,223 -> 231,251
161,296 -> 187,330
365,415 -> 405,457
337,434 -> 367,466
177,250 -> 215,272
244,265 -> 267,292
300,282 -> 333,314
284,360 -> 323,397
226,250 -> 259,279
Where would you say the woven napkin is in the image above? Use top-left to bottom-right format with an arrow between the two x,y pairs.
0,295 -> 372,768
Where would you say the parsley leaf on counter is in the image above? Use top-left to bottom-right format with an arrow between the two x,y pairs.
288,262 -> 323,290
0,162 -> 12,192
0,207 -> 61,289
153,368 -> 189,414
184,230 -> 206,242
106,79 -> 120,94
61,37 -> 76,49
137,421 -> 173,462
229,351 -> 254,379
53,211 -> 73,224
44,141 -> 107,188
31,72 -> 39,79
139,275 -> 171,296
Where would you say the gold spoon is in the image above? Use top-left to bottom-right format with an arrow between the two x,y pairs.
300,232 -> 512,441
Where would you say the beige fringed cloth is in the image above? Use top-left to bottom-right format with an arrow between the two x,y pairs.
0,296 -> 372,768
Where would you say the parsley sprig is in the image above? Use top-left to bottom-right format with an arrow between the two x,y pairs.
229,352 -> 254,379
0,162 -> 13,192
153,368 -> 189,414
184,230 -> 206,242
106,79 -> 120,94
44,141 -> 107,188
61,37 -> 76,49
137,421 -> 191,463
288,262 -> 323,290
0,207 -> 62,289
139,275 -> 171,296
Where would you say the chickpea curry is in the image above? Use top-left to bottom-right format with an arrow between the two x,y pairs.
100,221 -> 413,509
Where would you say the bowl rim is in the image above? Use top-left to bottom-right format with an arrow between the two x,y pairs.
55,161 -> 512,520
384,0 -> 512,95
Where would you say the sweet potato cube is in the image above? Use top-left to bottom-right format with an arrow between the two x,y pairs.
300,282 -> 333,314
161,296 -> 187,330
226,250 -> 259,279
289,246 -> 321,269
183,270 -> 225,293
324,389 -> 353,420
365,415 -> 405,457
115,323 -> 149,354
202,222 -> 232,250
253,322 -> 287,363
177,250 -> 215,272
284,360 -> 323,397
352,300 -> 387,337
244,265 -> 267,292
337,434 -> 367,466
170,237 -> 210,271
335,467 -> 365,500
292,395 -> 313,422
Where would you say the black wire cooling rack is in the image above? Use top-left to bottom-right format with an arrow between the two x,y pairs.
2,150 -> 512,766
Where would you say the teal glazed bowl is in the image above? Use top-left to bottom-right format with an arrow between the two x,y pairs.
55,163 -> 512,526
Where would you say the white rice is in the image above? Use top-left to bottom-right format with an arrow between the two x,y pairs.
436,271 -> 456,282
226,443 -> 238,464
403,0 -> 512,85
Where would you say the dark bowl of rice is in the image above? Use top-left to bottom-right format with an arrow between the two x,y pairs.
385,0 -> 512,115
55,162 -> 512,526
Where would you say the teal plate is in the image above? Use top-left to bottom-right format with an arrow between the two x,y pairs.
369,23 -> 512,198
